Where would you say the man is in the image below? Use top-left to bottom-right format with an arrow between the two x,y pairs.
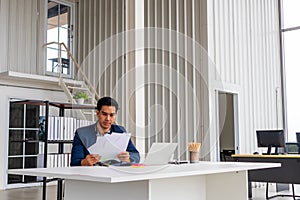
71,97 -> 140,166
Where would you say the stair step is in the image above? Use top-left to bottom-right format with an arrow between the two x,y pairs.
67,86 -> 89,91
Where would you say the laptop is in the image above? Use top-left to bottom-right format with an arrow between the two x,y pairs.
143,143 -> 178,165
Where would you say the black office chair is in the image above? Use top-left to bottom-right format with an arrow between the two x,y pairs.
221,149 -> 235,161
296,132 -> 300,143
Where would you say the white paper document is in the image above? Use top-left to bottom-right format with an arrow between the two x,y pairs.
88,132 -> 131,161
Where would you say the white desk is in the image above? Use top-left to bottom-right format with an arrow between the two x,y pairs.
8,161 -> 279,200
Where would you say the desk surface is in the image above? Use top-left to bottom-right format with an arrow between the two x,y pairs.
8,161 -> 279,183
232,154 -> 300,158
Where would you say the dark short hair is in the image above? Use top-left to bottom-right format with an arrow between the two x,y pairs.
97,97 -> 119,111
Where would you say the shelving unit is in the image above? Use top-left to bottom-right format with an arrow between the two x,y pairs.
8,101 -> 40,185
8,99 -> 96,200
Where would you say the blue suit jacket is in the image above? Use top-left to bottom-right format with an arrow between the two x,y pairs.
70,123 -> 140,166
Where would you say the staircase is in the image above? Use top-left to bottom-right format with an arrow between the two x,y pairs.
44,42 -> 100,121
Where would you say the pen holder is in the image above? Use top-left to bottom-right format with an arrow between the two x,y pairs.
188,142 -> 201,163
189,151 -> 199,163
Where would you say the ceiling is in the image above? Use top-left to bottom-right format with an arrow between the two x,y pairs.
47,1 -> 69,29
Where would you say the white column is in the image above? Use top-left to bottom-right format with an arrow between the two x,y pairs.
135,0 -> 145,156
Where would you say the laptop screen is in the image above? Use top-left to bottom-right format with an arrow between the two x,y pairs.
143,143 -> 177,165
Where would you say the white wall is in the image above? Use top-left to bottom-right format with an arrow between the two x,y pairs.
0,0 -> 46,75
208,0 -> 283,156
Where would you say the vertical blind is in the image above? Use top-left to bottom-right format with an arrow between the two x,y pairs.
76,0 -> 282,159
77,0 -> 128,127
0,0 -> 39,74
144,0 -> 208,160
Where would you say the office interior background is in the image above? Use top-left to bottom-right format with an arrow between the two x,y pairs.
0,0 -> 298,193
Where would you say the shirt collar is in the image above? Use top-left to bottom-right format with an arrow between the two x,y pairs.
96,121 -> 110,136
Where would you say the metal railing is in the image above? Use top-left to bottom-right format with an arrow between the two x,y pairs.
44,42 -> 100,104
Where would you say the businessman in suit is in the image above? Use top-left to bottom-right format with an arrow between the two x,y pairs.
71,97 -> 140,166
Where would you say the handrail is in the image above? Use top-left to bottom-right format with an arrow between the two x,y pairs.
44,42 -> 100,101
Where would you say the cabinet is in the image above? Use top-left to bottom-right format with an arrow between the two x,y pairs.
8,99 -> 96,200
8,101 -> 40,184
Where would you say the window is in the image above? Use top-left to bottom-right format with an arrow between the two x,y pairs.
46,0 -> 74,77
281,0 -> 300,141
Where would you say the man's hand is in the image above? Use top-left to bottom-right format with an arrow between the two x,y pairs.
81,154 -> 101,166
118,151 -> 131,162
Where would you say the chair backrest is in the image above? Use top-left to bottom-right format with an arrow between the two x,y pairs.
285,142 -> 300,154
221,149 -> 235,161
296,132 -> 300,143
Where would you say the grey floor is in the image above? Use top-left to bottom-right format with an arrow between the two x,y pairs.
0,183 -> 299,200
0,185 -> 57,200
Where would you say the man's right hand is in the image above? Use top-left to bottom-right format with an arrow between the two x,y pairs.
81,154 -> 101,166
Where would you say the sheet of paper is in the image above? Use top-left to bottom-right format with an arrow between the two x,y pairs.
88,132 -> 131,161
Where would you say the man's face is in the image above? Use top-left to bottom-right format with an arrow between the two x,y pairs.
96,105 -> 117,131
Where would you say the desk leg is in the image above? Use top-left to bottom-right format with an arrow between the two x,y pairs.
206,171 -> 248,200
64,171 -> 248,200
64,177 -> 206,200
149,176 -> 206,200
248,181 -> 252,198
64,180 -> 149,200
148,171 -> 248,200
57,179 -> 63,200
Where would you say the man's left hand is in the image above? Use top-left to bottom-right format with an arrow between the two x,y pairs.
118,151 -> 130,162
